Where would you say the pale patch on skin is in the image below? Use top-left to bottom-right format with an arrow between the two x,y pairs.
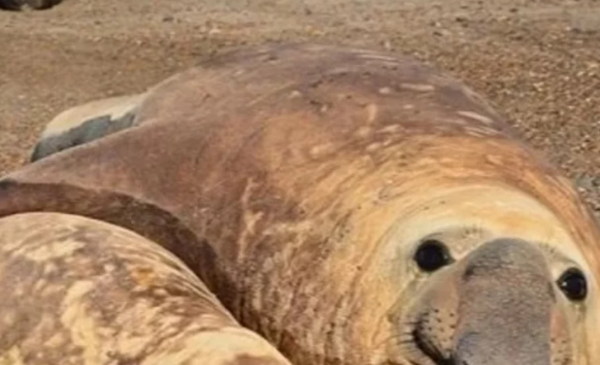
0,212 -> 292,365
366,142 -> 383,152
378,124 -> 402,134
355,126 -> 373,138
464,125 -> 500,137
399,83 -> 435,92
456,110 -> 495,125
9,235 -> 85,262
60,281 -> 102,364
238,178 -> 265,262
309,143 -> 336,159
365,103 -> 378,124
353,51 -> 402,64
288,90 -> 303,99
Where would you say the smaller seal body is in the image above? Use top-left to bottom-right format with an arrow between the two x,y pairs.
0,212 -> 291,365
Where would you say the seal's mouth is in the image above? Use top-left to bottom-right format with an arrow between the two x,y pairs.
411,321 -> 454,365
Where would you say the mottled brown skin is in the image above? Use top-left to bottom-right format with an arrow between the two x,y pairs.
0,43 -> 599,365
0,212 -> 292,365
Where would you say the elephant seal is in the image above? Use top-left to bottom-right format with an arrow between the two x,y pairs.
1,43 -> 599,365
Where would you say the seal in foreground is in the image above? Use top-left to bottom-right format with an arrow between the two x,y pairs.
0,212 -> 292,365
1,43 -> 599,365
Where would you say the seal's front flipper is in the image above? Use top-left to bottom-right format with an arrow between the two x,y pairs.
30,93 -> 146,162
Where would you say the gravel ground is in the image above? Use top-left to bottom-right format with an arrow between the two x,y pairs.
1,0 -> 600,218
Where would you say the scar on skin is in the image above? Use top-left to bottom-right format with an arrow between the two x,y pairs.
379,124 -> 401,134
355,127 -> 373,138
378,87 -> 392,95
366,142 -> 383,152
365,103 -> 378,124
289,90 -> 303,99
456,110 -> 494,125
354,52 -> 399,63
400,83 -> 435,92
309,143 -> 337,158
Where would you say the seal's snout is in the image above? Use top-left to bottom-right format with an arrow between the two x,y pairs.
453,239 -> 554,365
409,238 -> 565,365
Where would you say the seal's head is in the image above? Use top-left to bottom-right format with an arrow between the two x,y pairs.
374,184 -> 599,365
403,237 -> 582,365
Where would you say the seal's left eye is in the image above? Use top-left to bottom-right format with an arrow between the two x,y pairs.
558,268 -> 587,301
414,239 -> 452,272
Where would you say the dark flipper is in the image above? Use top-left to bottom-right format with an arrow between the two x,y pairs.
30,94 -> 145,162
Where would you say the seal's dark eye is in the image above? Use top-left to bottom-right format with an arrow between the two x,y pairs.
414,240 -> 452,272
558,268 -> 587,301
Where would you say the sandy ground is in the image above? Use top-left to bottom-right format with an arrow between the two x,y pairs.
1,0 -> 600,218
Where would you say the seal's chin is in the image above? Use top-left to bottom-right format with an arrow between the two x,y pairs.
399,238 -> 564,365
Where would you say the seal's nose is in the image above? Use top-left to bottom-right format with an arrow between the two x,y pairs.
452,238 -> 553,365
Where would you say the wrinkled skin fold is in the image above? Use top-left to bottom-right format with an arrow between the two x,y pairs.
0,43 -> 599,365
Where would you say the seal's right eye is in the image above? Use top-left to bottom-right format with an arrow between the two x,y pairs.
558,267 -> 587,302
414,239 -> 452,272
